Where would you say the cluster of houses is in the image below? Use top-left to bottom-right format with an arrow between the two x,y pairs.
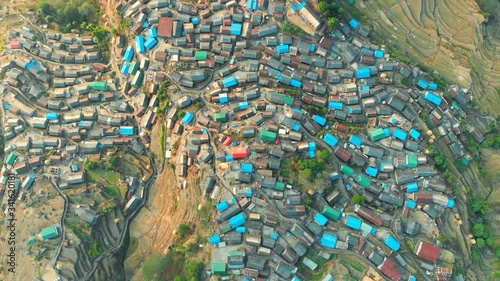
0,26 -> 152,225
0,0 -> 481,279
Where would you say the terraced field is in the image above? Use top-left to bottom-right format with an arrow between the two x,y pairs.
353,0 -> 500,117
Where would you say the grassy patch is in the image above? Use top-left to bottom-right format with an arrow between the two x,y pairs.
406,239 -> 415,252
309,267 -> 329,281
341,259 -> 365,272
87,169 -> 121,186
160,125 -> 166,157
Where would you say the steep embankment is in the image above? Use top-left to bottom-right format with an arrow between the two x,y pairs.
354,0 -> 500,117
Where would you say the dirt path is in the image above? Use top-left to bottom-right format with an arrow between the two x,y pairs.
125,155 -> 205,280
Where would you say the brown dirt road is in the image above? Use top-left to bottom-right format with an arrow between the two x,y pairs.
125,148 -> 207,280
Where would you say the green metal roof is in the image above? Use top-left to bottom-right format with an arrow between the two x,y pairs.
407,154 -> 418,168
214,112 -> 228,122
89,81 -> 107,91
40,226 -> 59,240
132,71 -> 144,88
128,61 -> 139,75
274,182 -> 285,191
211,262 -> 226,275
5,152 -> 17,165
323,206 -> 342,221
261,130 -> 277,142
369,128 -> 385,141
283,96 -> 294,106
195,51 -> 208,61
340,165 -> 354,176
355,174 -> 371,188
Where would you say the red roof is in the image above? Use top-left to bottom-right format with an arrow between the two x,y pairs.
10,41 -> 21,49
158,17 -> 173,37
232,147 -> 250,159
378,258 -> 402,281
223,137 -> 232,146
415,241 -> 441,263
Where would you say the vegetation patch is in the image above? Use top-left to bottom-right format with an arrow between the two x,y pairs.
340,259 -> 364,272
281,22 -> 306,37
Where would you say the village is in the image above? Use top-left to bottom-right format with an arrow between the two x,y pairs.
0,0 -> 490,280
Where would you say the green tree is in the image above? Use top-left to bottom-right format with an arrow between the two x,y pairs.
185,261 -> 204,279
174,277 -> 187,281
438,235 -> 449,244
87,241 -> 100,261
319,150 -> 330,160
106,156 -> 118,170
304,197 -> 313,210
195,101 -> 203,109
352,195 -> 366,205
476,238 -> 486,249
470,198 -> 489,214
486,237 -> 495,248
84,160 -> 98,170
177,111 -> 186,119
178,223 -> 191,239
328,17 -> 339,28
303,168 -> 313,181
318,1 -> 329,14
473,223 -> 485,238
39,2 -> 51,14
471,249 -> 481,262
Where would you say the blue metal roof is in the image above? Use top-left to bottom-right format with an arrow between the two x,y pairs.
410,129 -> 421,140
345,216 -> 362,230
447,199 -> 455,208
349,18 -> 359,29
276,44 -> 290,54
135,36 -> 145,53
366,167 -> 378,177
310,44 -> 316,52
292,124 -> 301,131
236,226 -> 246,233
217,201 -> 229,212
349,135 -> 362,148
247,0 -> 258,10
309,150 -> 316,158
149,28 -> 157,38
209,235 -> 221,245
331,172 -> 340,181
246,189 -> 253,197
320,233 -> 337,248
229,213 -> 246,228
46,112 -> 59,120
120,63 -> 130,74
357,68 -> 371,79
384,235 -> 401,251
223,76 -> 238,88
315,213 -> 328,226
120,126 -> 134,136
241,163 -> 253,173
226,155 -> 234,162
230,23 -> 242,36
417,79 -> 429,89
191,17 -> 200,25
329,101 -> 343,110
314,115 -> 327,127
239,102 -> 249,109
290,79 -> 302,88
124,47 -> 134,62
291,1 -> 307,11
182,112 -> 194,124
393,128 -> 407,141
428,83 -> 438,90
374,50 -> 384,58
383,128 -> 391,137
271,233 -> 279,240
308,142 -> 317,151
425,92 -> 442,106
144,37 -> 158,50
406,201 -> 417,209
407,183 -> 419,193
323,133 -> 339,148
